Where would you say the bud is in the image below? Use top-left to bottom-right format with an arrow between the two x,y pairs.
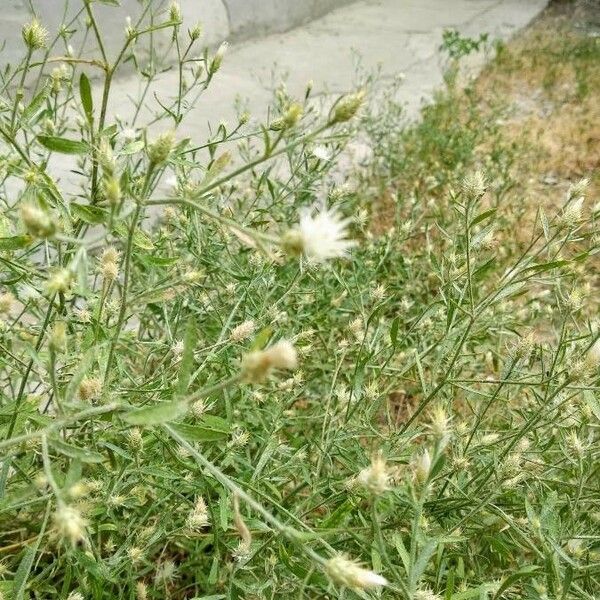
325,554 -> 387,590
148,131 -> 175,165
168,1 -> 182,23
186,496 -> 209,531
20,203 -> 56,238
136,581 -> 148,600
54,504 -> 87,546
103,176 -> 121,206
284,103 -> 303,128
240,340 -> 298,383
49,321 -> 67,352
22,18 -> 48,50
46,268 -> 73,295
189,23 -> 203,41
98,138 -> 115,175
331,90 -> 365,124
209,41 -> 228,75
238,111 -> 250,125
414,449 -> 431,484
127,427 -> 144,452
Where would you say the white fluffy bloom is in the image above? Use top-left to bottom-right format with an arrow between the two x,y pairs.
285,205 -> 355,263
312,145 -> 332,161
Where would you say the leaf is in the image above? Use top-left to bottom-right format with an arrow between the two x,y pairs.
176,318 -> 197,397
71,202 -> 108,225
491,565 -> 540,600
520,260 -> 569,275
37,135 -> 88,155
120,140 -> 144,155
470,207 -> 496,227
390,316 -> 399,347
79,72 -> 93,124
50,438 -> 105,463
21,84 -> 50,125
124,401 -> 187,426
170,416 -> 230,442
13,545 -> 36,600
0,235 -> 31,251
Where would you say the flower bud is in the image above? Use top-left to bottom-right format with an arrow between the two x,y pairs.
325,554 -> 387,590
20,203 -> 56,238
331,90 -> 365,124
103,176 -> 121,206
148,131 -> 175,165
49,321 -> 67,352
209,41 -> 228,75
22,18 -> 48,50
189,23 -> 203,41
46,268 -> 73,295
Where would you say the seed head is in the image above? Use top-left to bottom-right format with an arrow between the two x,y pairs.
325,554 -> 387,590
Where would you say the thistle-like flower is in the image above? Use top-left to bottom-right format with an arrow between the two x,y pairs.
22,18 -> 48,50
230,320 -> 256,342
186,496 -> 209,531
356,453 -> 391,495
325,554 -> 388,590
283,205 -> 355,263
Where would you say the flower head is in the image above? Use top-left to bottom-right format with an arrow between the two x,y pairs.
356,453 -> 391,495
241,339 -> 298,383
283,205 -> 355,263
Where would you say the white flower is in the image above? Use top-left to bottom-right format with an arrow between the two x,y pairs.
285,205 -> 355,263
121,127 -> 137,141
356,454 -> 390,495
312,145 -> 332,161
326,554 -> 388,590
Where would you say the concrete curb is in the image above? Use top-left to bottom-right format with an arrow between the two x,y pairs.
1,0 -> 357,71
